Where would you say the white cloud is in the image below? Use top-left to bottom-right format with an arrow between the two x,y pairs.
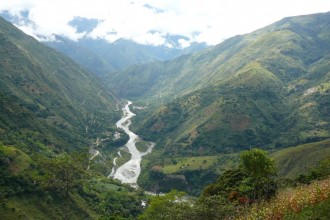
0,0 -> 329,46
178,38 -> 191,48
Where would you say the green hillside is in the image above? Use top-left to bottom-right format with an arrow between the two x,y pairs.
107,13 -> 330,100
272,139 -> 330,178
0,16 -> 121,153
129,12 -> 330,153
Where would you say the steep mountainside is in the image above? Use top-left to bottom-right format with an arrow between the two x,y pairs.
0,16 -> 120,153
114,13 -> 330,193
108,12 -> 330,101
117,12 -> 330,154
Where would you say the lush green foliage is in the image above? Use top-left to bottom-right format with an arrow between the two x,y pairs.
139,191 -> 238,220
138,190 -> 187,220
38,153 -> 88,196
139,151 -> 330,220
240,148 -> 276,180
139,148 -> 276,219
0,149 -> 146,219
203,149 -> 277,202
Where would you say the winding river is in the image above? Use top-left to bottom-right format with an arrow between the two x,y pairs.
109,101 -> 154,188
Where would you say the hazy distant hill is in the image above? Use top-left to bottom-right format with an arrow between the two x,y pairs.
46,36 -> 207,77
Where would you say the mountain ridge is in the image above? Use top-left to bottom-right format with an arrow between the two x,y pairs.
0,16 -> 120,152
107,12 -> 330,100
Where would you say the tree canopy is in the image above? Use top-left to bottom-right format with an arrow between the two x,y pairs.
240,148 -> 276,180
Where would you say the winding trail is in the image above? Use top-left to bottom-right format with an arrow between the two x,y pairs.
109,101 -> 154,187
87,149 -> 101,171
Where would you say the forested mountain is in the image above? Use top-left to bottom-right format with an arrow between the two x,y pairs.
107,13 -> 330,193
108,12 -> 330,101
0,16 -> 121,152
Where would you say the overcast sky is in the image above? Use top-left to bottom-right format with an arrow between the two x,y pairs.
1,0 -> 329,47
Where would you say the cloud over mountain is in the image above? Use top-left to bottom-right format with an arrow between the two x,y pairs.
1,0 -> 329,47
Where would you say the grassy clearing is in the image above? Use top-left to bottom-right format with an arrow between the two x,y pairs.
0,145 -> 32,173
143,152 -> 239,175
162,156 -> 219,174
271,139 -> 330,178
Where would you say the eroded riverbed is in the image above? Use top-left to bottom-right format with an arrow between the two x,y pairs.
109,101 -> 154,187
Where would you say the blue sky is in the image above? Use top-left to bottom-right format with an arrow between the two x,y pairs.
1,0 -> 329,47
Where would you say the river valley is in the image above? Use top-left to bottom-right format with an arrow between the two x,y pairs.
108,101 -> 154,188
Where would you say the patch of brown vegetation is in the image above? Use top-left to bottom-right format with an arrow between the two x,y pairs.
204,105 -> 217,117
165,174 -> 187,182
151,120 -> 164,132
188,129 -> 198,144
151,165 -> 163,172
230,115 -> 251,131
22,84 -> 50,94
300,102 -> 316,110
197,146 -> 206,154
204,120 -> 219,131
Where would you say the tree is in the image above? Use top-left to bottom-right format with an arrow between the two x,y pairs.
38,152 -> 89,220
239,148 -> 277,201
138,190 -> 190,220
201,148 -> 277,204
191,195 -> 237,219
240,148 -> 276,180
